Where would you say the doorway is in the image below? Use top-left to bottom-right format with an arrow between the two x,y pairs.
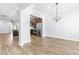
30,15 -> 42,37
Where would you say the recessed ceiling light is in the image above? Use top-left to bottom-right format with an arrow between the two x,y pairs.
47,6 -> 50,9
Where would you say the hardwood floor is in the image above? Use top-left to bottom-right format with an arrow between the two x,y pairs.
0,34 -> 79,55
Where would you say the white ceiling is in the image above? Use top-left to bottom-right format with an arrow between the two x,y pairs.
0,3 -> 17,17
32,3 -> 79,17
0,3 -> 31,22
0,3 -> 79,22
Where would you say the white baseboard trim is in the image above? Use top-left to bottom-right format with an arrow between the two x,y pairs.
19,37 -> 31,46
19,39 -> 31,46
42,35 -> 48,38
46,35 -> 79,42
0,33 -> 10,34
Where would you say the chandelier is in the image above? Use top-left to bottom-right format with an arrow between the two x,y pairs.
53,3 -> 62,22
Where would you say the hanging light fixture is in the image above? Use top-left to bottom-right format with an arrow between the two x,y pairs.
53,3 -> 62,22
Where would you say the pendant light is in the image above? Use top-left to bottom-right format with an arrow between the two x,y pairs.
53,3 -> 62,22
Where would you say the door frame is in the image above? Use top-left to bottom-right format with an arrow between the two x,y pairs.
30,9 -> 45,38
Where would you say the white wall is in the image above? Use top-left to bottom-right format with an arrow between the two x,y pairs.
45,10 -> 79,41
19,5 -> 32,46
0,21 -> 10,34
19,5 -> 48,46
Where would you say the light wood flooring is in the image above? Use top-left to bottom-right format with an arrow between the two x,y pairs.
0,34 -> 79,55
